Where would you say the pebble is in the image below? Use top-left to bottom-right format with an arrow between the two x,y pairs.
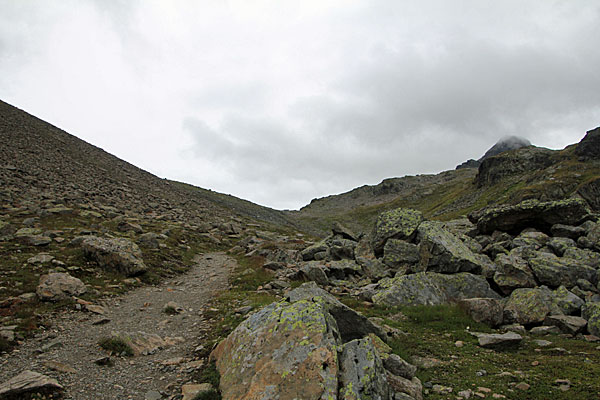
515,382 -> 530,391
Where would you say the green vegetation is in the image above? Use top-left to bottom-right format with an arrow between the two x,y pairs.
98,336 -> 134,357
338,299 -> 600,399
193,389 -> 221,400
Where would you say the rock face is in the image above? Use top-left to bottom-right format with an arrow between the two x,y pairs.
475,146 -> 554,187
81,236 -> 147,276
211,283 -> 415,400
372,272 -> 499,307
36,272 -> 87,301
470,199 -> 592,234
575,126 -> 600,159
372,208 -> 423,256
0,370 -> 63,398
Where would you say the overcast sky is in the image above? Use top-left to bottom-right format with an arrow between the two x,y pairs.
1,1 -> 600,210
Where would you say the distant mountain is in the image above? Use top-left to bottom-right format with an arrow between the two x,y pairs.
291,130 -> 600,235
456,136 -> 531,170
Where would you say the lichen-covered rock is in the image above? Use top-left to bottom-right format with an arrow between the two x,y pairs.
332,222 -> 359,242
81,236 -> 147,276
210,283 -> 388,400
372,208 -> 423,256
493,251 -> 536,295
512,231 -> 550,249
547,237 -> 577,257
383,239 -> 419,271
550,224 -> 586,240
372,272 -> 499,307
326,260 -> 362,280
360,259 -> 391,281
528,252 -> 597,288
330,239 -> 356,260
553,286 -> 584,315
338,337 -> 390,400
301,241 -> 329,261
386,374 -> 423,400
563,247 -> 600,269
211,296 -> 340,400
0,370 -> 63,398
503,287 -> 563,325
471,199 -> 592,234
582,303 -> 600,336
417,221 -> 484,274
458,298 -> 503,327
36,272 -> 87,302
382,354 -> 417,380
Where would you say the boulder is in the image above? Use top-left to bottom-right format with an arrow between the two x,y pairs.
493,251 -> 536,295
550,224 -> 586,240
81,236 -> 147,276
360,259 -> 391,281
300,262 -> 329,285
300,241 -> 329,261
372,208 -> 423,256
417,221 -> 484,274
503,287 -> 563,325
383,239 -> 419,271
338,337 -> 391,399
528,252 -> 597,288
386,374 -> 423,400
512,231 -> 550,249
383,354 -> 417,380
211,283 -> 386,400
36,272 -> 87,302
470,199 -> 592,234
458,298 -> 503,327
547,237 -> 577,257
0,370 -> 63,398
553,286 -> 584,315
372,272 -> 499,307
563,247 -> 600,269
582,303 -> 600,336
330,238 -> 356,260
475,332 -> 522,348
137,232 -> 162,249
332,222 -> 359,241
544,315 -> 587,335
325,260 -> 362,280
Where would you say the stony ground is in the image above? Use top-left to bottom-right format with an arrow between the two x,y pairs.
0,252 -> 233,400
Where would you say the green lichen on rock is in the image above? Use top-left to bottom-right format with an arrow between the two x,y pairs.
417,221 -> 483,274
582,303 -> 600,336
503,287 -> 563,325
372,208 -> 423,256
338,337 -> 390,400
528,252 -> 597,288
372,272 -> 498,307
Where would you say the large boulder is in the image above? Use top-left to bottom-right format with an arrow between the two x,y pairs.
372,208 -> 423,256
493,251 -> 537,295
338,337 -> 390,399
210,283 -> 387,400
372,272 -> 500,307
81,236 -> 147,276
458,298 -> 504,327
300,241 -> 329,261
553,286 -> 585,315
563,247 -> 600,269
36,273 -> 87,302
503,287 -> 563,325
470,199 -> 592,234
528,252 -> 597,288
417,222 -> 485,274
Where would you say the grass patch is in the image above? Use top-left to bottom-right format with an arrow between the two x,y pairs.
98,336 -> 134,357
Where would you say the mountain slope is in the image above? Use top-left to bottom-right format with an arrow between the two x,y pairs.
290,129 -> 600,235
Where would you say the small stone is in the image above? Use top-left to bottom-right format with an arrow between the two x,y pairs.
478,387 -> 492,393
458,389 -> 473,399
533,339 -> 552,347
455,340 -> 464,348
94,356 -> 112,366
531,361 -> 540,366
42,361 -> 77,373
145,390 -> 162,400
515,382 -> 530,391
492,394 -> 506,399
476,370 -> 487,377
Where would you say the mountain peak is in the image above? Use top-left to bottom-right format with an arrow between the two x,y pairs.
479,136 -> 531,161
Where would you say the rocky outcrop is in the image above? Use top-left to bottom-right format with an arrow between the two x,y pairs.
475,146 -> 555,187
469,199 -> 592,234
36,272 -> 87,302
574,126 -> 600,159
81,236 -> 147,276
